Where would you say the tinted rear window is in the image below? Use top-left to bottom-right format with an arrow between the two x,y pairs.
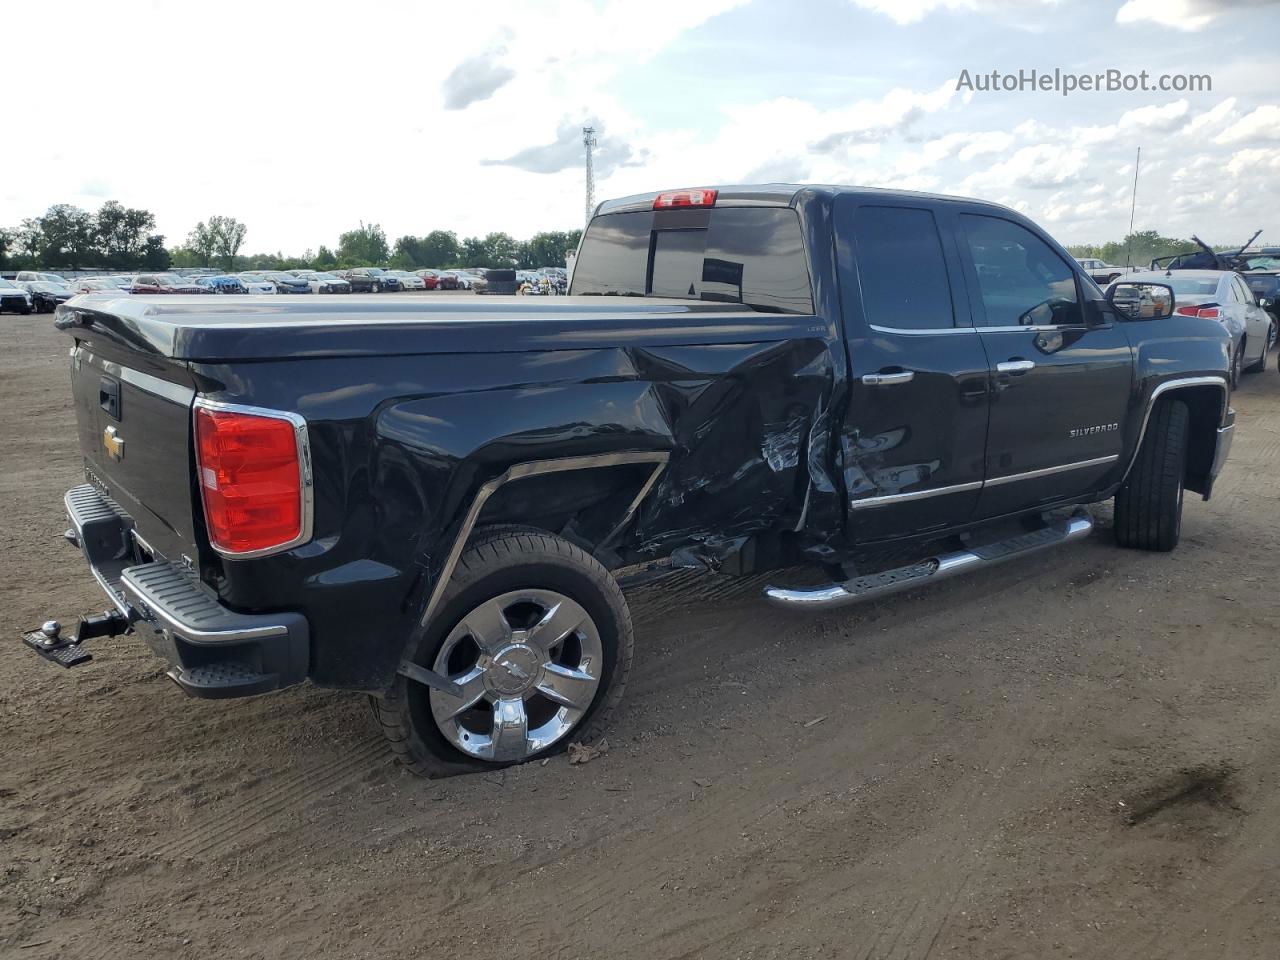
570,207 -> 813,314
853,206 -> 955,330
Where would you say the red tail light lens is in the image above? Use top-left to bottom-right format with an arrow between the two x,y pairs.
1175,305 -> 1221,319
194,405 -> 310,557
653,188 -> 718,209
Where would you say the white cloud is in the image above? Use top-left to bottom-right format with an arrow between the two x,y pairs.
1214,105 -> 1280,144
1119,100 -> 1191,132
847,0 -> 1058,25
1116,0 -> 1280,31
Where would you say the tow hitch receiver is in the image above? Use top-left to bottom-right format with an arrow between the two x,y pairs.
22,611 -> 131,668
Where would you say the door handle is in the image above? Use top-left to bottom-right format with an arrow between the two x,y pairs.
996,359 -> 1035,375
862,371 -> 915,386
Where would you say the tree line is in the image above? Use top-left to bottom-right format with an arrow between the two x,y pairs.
1064,231 -> 1214,267
2,202 -> 582,274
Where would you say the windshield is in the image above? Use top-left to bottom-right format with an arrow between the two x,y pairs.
0,279 -> 16,289
1244,256 -> 1280,271
571,206 -> 813,314
156,274 -> 187,285
1155,276 -> 1221,296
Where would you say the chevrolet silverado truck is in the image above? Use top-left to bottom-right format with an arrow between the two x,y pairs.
26,184 -> 1235,778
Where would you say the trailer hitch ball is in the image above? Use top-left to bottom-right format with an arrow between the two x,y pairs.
40,621 -> 62,644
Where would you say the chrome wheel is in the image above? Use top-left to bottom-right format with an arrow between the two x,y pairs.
427,589 -> 602,762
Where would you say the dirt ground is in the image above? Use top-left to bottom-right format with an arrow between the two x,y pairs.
2,311 -> 1279,959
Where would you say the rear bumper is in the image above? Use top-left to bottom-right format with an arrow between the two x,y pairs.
61,483 -> 309,698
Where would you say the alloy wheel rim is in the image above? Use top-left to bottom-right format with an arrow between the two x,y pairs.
426,589 -> 603,762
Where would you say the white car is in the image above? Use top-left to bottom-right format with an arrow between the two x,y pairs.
385,270 -> 426,291
235,272 -> 279,295
443,270 -> 479,290
290,270 -> 352,294
1115,270 -> 1275,387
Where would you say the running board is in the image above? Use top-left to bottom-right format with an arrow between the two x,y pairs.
764,508 -> 1094,611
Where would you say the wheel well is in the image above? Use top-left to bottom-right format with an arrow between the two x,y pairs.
473,462 -> 659,565
1169,386 -> 1225,496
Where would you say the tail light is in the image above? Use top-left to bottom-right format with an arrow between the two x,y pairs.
653,188 -> 718,209
1175,304 -> 1221,319
194,402 -> 312,557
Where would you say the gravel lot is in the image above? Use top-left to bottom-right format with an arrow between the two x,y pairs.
2,309 -> 1279,959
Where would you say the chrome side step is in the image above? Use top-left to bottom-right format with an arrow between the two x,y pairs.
764,508 -> 1094,611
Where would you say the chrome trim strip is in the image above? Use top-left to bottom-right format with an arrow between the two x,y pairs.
192,398 -> 315,560
985,455 -> 1119,487
868,324 -> 977,336
850,480 -> 984,510
418,452 -> 670,631
1118,376 -> 1229,485
980,324 -> 1088,333
851,456 -> 1120,509
98,358 -> 196,406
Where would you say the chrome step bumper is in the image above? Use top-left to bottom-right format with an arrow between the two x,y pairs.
764,509 -> 1094,611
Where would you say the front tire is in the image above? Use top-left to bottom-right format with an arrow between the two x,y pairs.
1114,399 -> 1189,552
373,527 -> 633,777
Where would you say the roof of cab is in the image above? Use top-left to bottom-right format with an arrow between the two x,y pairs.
593,183 -> 1016,217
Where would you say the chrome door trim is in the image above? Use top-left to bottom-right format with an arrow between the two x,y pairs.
418,452 -> 670,630
996,360 -> 1036,374
849,480 -> 984,510
985,454 -> 1119,487
868,324 -> 976,336
1117,376 -> 1229,485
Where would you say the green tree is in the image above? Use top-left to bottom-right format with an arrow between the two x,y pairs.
337,222 -> 389,265
520,230 -> 581,269
142,235 -> 171,270
0,227 -> 13,268
209,216 -> 247,269
314,245 -> 337,269
38,204 -> 96,268
95,201 -> 156,268
421,230 -> 460,267
187,221 -> 218,266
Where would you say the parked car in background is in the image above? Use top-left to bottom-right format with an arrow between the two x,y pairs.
232,273 -> 278,295
384,270 -> 426,291
413,269 -> 442,290
259,271 -> 312,295
442,270 -> 479,290
70,277 -> 132,295
1075,258 -> 1134,286
289,270 -> 351,294
15,270 -> 68,284
1114,270 -> 1274,387
22,280 -> 76,313
338,268 -> 398,292
0,277 -> 33,314
128,273 -> 211,295
469,273 -> 489,294
195,275 -> 249,295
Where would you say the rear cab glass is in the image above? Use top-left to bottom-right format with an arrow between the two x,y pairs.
570,206 -> 814,314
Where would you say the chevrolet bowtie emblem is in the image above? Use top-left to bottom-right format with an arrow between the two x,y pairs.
102,425 -> 125,461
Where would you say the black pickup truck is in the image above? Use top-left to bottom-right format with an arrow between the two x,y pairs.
27,184 -> 1235,777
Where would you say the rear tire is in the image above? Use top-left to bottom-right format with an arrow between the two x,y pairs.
1114,399 -> 1189,552
372,527 -> 633,778
1230,340 -> 1244,389
1247,323 -> 1274,373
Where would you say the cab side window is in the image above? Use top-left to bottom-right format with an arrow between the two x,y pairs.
960,214 -> 1082,328
853,206 -> 955,330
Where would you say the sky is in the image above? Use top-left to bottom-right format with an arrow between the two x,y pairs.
4,0 -> 1278,255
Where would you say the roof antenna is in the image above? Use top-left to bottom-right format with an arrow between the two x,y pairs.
1125,146 -> 1140,268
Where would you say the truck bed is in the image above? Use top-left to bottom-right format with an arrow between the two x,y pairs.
59,295 -> 817,361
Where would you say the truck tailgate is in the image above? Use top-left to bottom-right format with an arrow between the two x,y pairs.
69,338 -> 200,565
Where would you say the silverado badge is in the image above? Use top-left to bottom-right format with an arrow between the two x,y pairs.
102,425 -> 125,462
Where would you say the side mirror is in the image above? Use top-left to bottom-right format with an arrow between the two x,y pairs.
1107,281 -> 1175,321
1261,297 -> 1273,308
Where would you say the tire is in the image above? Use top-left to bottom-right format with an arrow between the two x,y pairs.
1247,322 -> 1275,373
1230,340 -> 1244,389
1114,399 -> 1189,552
372,527 -> 633,778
